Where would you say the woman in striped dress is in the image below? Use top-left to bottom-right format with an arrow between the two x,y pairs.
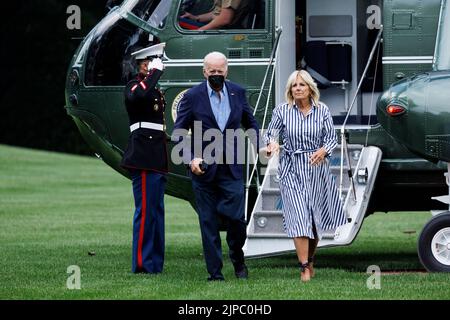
263,70 -> 346,282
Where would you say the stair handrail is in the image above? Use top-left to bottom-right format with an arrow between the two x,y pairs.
339,26 -> 383,201
245,27 -> 283,221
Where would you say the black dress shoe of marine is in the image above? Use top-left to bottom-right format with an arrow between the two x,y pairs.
234,264 -> 248,279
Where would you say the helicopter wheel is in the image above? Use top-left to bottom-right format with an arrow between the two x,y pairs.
418,211 -> 450,272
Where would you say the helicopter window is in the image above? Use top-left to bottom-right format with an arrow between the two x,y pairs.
309,15 -> 353,37
392,12 -> 414,30
148,0 -> 172,28
178,0 -> 265,30
85,17 -> 158,86
132,0 -> 172,28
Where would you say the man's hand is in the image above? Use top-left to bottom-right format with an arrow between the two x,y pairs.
148,58 -> 164,71
190,158 -> 205,175
310,147 -> 327,166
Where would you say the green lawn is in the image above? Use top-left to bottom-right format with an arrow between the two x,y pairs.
1,144 -> 449,299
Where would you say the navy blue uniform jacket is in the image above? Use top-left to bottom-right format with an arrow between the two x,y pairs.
121,69 -> 168,173
173,80 -> 259,182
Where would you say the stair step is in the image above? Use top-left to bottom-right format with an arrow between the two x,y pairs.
268,173 -> 280,188
247,233 -> 289,239
253,210 -> 283,216
321,230 -> 337,239
261,190 -> 283,211
252,211 -> 284,234
262,188 -> 280,194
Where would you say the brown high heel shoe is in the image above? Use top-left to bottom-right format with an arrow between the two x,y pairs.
299,262 -> 311,282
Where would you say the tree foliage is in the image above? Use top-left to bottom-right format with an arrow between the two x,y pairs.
0,1 -> 110,155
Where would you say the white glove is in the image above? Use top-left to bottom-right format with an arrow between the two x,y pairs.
147,58 -> 164,71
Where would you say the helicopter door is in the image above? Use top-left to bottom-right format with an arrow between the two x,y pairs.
303,0 -> 356,122
296,0 -> 383,125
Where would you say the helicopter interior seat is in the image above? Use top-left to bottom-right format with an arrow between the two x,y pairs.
301,41 -> 331,89
327,41 -> 352,83
301,40 -> 352,89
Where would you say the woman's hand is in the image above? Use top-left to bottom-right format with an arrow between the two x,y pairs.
264,142 -> 280,158
310,147 -> 327,166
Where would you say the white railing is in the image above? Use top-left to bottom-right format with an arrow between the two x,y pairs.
338,26 -> 384,201
245,27 -> 283,220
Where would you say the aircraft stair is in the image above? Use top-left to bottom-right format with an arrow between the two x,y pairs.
243,144 -> 382,257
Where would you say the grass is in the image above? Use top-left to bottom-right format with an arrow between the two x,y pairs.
1,144 -> 449,300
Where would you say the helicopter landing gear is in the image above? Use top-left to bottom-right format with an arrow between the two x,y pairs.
418,211 -> 450,272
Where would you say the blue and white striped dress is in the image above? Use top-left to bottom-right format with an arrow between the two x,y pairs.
264,100 -> 346,239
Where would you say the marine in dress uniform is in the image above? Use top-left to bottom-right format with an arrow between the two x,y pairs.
120,43 -> 168,273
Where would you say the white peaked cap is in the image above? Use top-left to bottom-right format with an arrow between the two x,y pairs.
132,43 -> 166,60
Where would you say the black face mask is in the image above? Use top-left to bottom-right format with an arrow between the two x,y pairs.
208,75 -> 225,91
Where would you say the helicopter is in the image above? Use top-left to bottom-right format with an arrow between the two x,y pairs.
65,0 -> 450,272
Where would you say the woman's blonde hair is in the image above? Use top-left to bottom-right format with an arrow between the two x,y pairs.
284,70 -> 320,107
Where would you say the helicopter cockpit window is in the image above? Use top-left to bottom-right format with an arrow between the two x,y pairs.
178,0 -> 265,30
85,15 -> 158,86
132,0 -> 172,28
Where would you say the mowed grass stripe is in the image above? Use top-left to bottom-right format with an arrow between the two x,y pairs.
1,144 -> 449,299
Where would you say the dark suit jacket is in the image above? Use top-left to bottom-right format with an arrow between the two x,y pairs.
173,80 -> 259,182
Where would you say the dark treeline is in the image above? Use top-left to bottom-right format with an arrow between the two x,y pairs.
0,1 -> 113,155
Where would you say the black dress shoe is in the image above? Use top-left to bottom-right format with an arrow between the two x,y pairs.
234,264 -> 248,279
207,275 -> 225,282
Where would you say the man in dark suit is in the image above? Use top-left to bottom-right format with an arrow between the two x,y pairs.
121,43 -> 168,274
173,51 -> 259,281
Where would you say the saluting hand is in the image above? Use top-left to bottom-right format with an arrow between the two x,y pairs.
310,148 -> 327,166
148,58 -> 164,71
